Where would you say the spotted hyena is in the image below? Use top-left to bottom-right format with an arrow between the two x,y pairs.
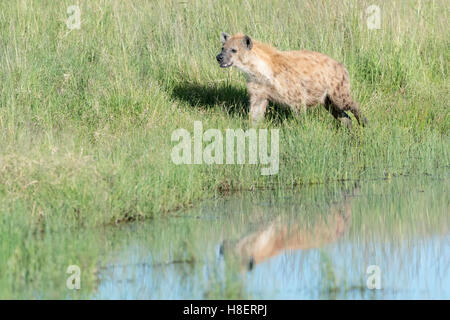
216,32 -> 367,129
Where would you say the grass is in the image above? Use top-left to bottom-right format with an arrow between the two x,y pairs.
0,0 -> 448,298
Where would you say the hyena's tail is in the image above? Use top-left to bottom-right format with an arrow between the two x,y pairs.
328,90 -> 368,127
348,100 -> 368,127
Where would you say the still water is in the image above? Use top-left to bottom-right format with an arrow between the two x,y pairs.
94,176 -> 449,299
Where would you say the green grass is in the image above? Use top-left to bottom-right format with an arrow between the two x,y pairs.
0,0 -> 448,298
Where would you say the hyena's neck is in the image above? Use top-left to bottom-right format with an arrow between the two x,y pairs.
236,50 -> 273,84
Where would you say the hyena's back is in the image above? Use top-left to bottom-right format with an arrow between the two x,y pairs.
269,50 -> 350,108
267,49 -> 367,126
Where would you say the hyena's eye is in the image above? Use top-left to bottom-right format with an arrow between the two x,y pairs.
231,48 -> 237,53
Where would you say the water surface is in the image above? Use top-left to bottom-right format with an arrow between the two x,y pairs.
93,176 -> 449,299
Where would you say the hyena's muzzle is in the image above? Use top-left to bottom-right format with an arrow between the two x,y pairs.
216,50 -> 233,68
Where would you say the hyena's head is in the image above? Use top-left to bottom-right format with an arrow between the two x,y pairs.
216,32 -> 253,69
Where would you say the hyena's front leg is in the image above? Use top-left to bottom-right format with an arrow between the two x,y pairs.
249,94 -> 268,124
248,83 -> 268,124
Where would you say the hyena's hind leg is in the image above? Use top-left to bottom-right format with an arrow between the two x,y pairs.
324,96 -> 352,130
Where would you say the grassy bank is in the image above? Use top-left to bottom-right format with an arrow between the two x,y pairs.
0,0 -> 448,298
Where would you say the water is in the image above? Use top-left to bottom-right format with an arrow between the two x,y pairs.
94,176 -> 449,299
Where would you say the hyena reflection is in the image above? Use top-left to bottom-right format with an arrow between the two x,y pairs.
220,188 -> 356,270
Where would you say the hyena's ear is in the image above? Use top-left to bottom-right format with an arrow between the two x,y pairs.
243,35 -> 253,50
220,32 -> 230,44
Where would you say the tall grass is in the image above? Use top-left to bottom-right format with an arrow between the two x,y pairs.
0,0 -> 448,226
0,0 -> 448,298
